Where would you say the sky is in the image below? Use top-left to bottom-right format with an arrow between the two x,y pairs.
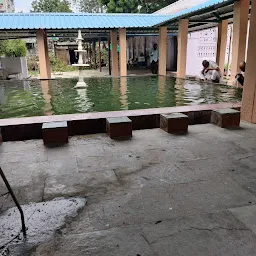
15,0 -> 33,13
14,0 -> 78,13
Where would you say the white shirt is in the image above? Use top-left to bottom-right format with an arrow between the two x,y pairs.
150,49 -> 159,63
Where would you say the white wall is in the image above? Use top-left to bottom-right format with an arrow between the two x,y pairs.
186,28 -> 217,76
0,57 -> 29,79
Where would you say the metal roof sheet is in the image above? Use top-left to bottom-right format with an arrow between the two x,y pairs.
0,13 -> 173,30
156,0 -> 235,25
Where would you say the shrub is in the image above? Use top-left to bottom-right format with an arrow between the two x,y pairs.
0,39 -> 27,57
49,55 -> 76,72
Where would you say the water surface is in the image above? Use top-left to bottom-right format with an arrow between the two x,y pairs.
0,77 -> 242,119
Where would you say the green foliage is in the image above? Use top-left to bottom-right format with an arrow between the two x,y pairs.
0,40 -> 27,57
106,0 -> 139,13
31,0 -> 72,12
49,55 -> 77,72
27,55 -> 77,73
76,0 -> 101,12
98,0 -> 176,13
139,0 -> 176,13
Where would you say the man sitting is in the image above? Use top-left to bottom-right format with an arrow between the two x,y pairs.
200,60 -> 221,83
235,61 -> 246,87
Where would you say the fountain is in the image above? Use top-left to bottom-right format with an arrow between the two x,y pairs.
72,30 -> 88,88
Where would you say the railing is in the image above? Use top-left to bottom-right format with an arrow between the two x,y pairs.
0,167 -> 27,239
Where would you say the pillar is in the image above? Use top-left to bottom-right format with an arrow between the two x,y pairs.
216,20 -> 228,75
41,80 -> 53,115
241,0 -> 256,123
36,29 -> 51,79
119,28 -> 127,77
99,40 -> 102,72
110,30 -> 119,77
230,0 -> 250,81
177,19 -> 188,79
158,26 -> 167,76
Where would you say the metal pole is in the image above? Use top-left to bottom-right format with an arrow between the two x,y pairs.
108,35 -> 111,76
0,168 -> 26,238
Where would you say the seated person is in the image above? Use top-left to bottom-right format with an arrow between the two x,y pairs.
200,60 -> 221,83
235,61 -> 246,87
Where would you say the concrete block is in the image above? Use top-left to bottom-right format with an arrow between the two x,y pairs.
211,109 -> 240,128
160,113 -> 189,134
42,121 -> 68,146
106,117 -> 132,140
0,128 -> 2,145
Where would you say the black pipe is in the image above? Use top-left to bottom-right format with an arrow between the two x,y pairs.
0,167 -> 26,238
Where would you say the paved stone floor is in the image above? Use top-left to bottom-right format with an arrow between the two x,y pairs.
31,67 -> 175,79
1,122 -> 256,255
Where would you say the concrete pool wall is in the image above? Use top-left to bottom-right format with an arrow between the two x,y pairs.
0,102 -> 241,142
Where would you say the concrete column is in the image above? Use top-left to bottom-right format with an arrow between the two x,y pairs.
241,0 -> 256,123
230,0 -> 250,81
216,20 -> 228,75
177,19 -> 188,79
158,26 -> 167,76
110,30 -> 119,77
36,29 -> 51,79
119,28 -> 127,77
41,80 -> 53,115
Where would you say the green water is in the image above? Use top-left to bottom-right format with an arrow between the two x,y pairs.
0,77 -> 242,119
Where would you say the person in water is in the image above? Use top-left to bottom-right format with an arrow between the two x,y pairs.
150,43 -> 159,75
200,60 -> 221,83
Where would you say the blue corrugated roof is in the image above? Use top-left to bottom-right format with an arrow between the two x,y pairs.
0,13 -> 173,30
156,0 -> 235,25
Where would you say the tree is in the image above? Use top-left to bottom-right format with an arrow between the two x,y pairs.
76,0 -> 102,12
31,0 -> 72,12
100,0 -> 139,13
99,0 -> 176,13
0,40 -> 27,57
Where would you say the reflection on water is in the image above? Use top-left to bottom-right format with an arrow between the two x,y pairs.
0,77 -> 242,119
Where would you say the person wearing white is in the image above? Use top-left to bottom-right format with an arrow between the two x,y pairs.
150,43 -> 159,74
200,60 -> 221,83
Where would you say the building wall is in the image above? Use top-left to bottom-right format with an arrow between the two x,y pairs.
127,36 -> 177,71
186,28 -> 218,76
55,47 -> 70,65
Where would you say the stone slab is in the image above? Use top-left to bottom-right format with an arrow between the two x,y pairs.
42,121 -> 68,129
106,117 -> 131,124
230,205 -> 256,235
211,108 -> 240,128
0,198 -> 86,253
160,112 -> 188,134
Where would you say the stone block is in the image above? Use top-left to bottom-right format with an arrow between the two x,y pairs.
106,117 -> 132,140
211,109 -> 240,128
160,113 -> 189,134
42,121 -> 68,146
